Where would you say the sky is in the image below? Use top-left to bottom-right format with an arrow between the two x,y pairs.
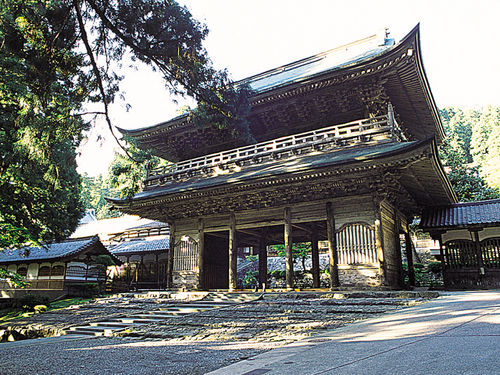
77,0 -> 500,176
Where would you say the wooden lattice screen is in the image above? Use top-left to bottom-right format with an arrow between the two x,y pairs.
481,238 -> 500,268
173,237 -> 198,271
336,222 -> 377,265
445,240 -> 477,268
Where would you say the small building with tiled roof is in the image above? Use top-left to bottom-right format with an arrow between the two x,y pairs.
0,236 -> 118,298
420,199 -> 500,288
109,238 -> 170,290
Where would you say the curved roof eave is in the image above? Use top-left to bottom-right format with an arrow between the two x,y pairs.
107,137 -> 449,209
118,25 -> 439,140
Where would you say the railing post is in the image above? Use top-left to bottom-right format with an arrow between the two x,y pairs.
388,102 -> 395,138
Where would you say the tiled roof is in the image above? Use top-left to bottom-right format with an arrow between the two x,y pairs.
420,199 -> 500,229
125,221 -> 168,231
238,32 -> 394,95
109,238 -> 170,255
0,236 -> 101,264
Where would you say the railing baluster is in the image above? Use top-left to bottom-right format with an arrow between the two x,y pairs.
146,114 -> 401,187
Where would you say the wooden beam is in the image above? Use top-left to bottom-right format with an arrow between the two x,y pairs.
292,223 -> 312,234
198,218 -> 205,290
258,228 -> 268,289
206,231 -> 227,240
326,202 -> 339,289
284,207 -> 294,290
238,228 -> 262,238
228,213 -> 237,291
311,224 -> 320,288
167,222 -> 175,289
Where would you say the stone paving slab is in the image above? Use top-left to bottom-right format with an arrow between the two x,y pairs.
208,291 -> 500,375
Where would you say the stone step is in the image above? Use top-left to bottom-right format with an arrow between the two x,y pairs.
88,321 -> 134,328
119,318 -> 164,324
131,314 -> 175,320
67,326 -> 123,336
155,307 -> 214,313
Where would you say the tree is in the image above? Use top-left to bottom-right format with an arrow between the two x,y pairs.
439,107 -> 500,202
274,242 -> 312,272
1,0 -> 251,247
80,173 -> 121,219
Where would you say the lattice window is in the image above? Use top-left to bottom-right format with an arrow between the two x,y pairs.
173,237 -> 198,271
17,267 -> 27,277
336,222 -> 377,265
51,265 -> 65,276
481,237 -> 500,268
445,240 -> 477,268
38,266 -> 51,277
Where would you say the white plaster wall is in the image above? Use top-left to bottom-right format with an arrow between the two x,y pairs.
27,263 -> 38,279
442,227 -> 500,243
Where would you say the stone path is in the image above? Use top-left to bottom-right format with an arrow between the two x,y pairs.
0,290 -> 437,374
67,292 -> 259,337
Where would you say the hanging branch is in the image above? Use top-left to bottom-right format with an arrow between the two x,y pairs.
73,0 -> 139,162
84,0 -> 236,120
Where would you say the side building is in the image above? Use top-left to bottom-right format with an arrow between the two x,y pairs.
109,25 -> 456,290
420,199 -> 500,288
0,236 -> 117,298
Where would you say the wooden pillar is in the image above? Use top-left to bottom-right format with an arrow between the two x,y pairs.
167,222 -> 176,289
284,207 -> 294,290
393,213 -> 404,288
326,202 -> 339,289
258,228 -> 268,289
155,253 -> 160,289
437,234 -> 447,287
374,199 -> 387,285
311,225 -> 320,288
198,218 -> 205,290
228,213 -> 237,291
404,227 -> 415,287
473,230 -> 484,286
126,255 -> 131,286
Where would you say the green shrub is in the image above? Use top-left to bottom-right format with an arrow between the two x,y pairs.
18,294 -> 50,311
241,270 -> 258,288
33,305 -> 47,313
427,262 -> 442,274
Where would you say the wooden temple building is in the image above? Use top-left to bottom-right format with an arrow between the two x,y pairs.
109,25 -> 457,290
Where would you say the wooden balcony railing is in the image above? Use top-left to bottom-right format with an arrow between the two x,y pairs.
144,110 -> 406,189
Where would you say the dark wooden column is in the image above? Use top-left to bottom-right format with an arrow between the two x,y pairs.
437,233 -> 447,287
228,213 -> 237,291
198,218 -> 205,290
284,207 -> 294,290
404,227 -> 415,287
472,230 -> 484,285
393,213 -> 404,288
326,202 -> 339,289
311,225 -> 320,288
167,222 -> 176,289
258,228 -> 268,289
126,255 -> 131,286
155,253 -> 160,289
374,199 -> 387,285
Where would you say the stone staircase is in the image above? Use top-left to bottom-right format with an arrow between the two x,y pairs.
66,292 -> 261,337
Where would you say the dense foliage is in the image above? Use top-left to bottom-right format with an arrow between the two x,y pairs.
439,106 -> 500,202
1,0 -> 251,247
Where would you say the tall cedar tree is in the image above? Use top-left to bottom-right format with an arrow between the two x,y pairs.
0,0 -> 251,247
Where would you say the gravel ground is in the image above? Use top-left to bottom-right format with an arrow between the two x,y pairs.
0,292 -> 435,374
0,335 -> 279,375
